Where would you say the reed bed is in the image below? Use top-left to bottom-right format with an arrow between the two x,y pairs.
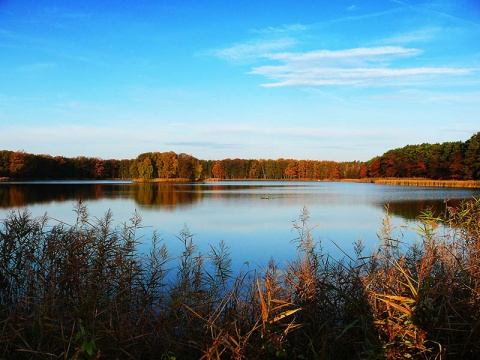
1,199 -> 480,359
374,178 -> 480,188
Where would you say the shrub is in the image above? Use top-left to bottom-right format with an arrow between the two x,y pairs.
1,199 -> 479,358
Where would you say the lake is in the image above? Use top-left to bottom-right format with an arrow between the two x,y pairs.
1,180 -> 479,270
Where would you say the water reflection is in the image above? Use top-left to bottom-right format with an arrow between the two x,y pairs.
383,199 -> 464,221
0,182 -> 130,208
1,181 -> 478,222
1,181 -> 479,269
0,182 -> 205,210
133,183 -> 205,209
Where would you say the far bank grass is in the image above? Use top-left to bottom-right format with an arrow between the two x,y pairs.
340,178 -> 480,188
132,177 -> 191,182
373,178 -> 480,188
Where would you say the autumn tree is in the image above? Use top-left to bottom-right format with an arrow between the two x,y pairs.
105,159 -> 119,179
464,132 -> 480,179
212,161 -> 226,179
177,153 -> 202,181
157,151 -> 178,179
284,160 -> 298,179
9,151 -> 31,178
381,152 -> 398,177
257,159 -> 267,179
341,161 -> 363,179
119,159 -> 133,179
359,165 -> 367,179
138,157 -> 154,180
73,156 -> 95,178
194,161 -> 203,181
129,161 -> 139,179
264,160 -> 276,179
0,150 -> 12,177
227,158 -> 248,179
296,160 -> 307,179
367,158 -> 381,178
94,159 -> 105,178
450,152 -> 464,180
326,161 -> 341,179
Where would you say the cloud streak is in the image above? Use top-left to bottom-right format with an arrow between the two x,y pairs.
213,38 -> 295,62
216,40 -> 474,87
266,46 -> 422,62
379,27 -> 440,44
253,66 -> 470,87
201,123 -> 404,140
250,24 -> 307,34
166,141 -> 245,150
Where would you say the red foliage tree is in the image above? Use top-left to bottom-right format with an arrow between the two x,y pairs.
212,161 -> 226,179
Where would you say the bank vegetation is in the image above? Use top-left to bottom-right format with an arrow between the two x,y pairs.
1,198 -> 480,359
373,178 -> 480,188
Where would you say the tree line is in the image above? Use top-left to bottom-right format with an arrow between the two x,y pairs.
364,131 -> 480,180
1,132 -> 479,181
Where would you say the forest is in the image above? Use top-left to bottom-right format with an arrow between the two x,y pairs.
1,131 -> 479,181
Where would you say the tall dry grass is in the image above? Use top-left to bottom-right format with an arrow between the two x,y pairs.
1,199 -> 480,359
374,178 -> 480,188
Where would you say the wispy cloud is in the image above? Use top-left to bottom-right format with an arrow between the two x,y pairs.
379,27 -> 440,44
249,46 -> 471,87
166,141 -> 245,149
213,38 -> 295,62
201,124 -> 404,140
301,87 -> 348,102
265,46 -> 421,63
216,39 -> 474,87
250,24 -> 307,34
327,7 -> 404,26
254,66 -> 470,87
390,0 -> 480,29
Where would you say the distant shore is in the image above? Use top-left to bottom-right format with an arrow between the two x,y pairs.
204,177 -> 480,188
339,178 -> 480,188
132,177 -> 191,183
3,177 -> 480,188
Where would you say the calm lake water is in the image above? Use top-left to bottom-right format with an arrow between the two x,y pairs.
1,180 -> 479,270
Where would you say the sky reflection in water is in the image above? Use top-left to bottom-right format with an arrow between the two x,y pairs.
1,181 -> 479,271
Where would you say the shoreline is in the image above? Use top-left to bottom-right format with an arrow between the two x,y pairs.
2,177 -> 480,188
370,178 -> 480,188
205,177 -> 480,188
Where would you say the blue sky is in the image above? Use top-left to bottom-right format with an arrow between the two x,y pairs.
0,0 -> 479,161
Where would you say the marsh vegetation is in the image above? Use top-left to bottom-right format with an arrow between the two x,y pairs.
1,199 -> 480,359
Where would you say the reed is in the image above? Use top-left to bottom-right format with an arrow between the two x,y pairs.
374,178 -> 480,188
1,199 -> 480,358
